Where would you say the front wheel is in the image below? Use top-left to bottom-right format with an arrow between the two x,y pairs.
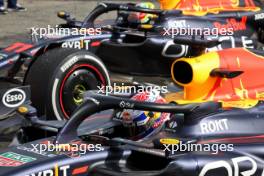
25,48 -> 110,120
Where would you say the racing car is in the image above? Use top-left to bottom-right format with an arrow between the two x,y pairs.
0,1 -> 263,122
0,47 -> 263,175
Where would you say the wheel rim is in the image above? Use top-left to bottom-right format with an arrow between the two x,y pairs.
59,64 -> 106,119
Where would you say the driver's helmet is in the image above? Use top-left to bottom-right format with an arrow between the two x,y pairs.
128,2 -> 156,24
120,90 -> 170,140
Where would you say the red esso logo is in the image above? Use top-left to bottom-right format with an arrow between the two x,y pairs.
2,88 -> 26,108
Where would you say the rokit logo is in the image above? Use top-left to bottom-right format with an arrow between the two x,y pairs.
2,88 -> 26,108
200,119 -> 229,134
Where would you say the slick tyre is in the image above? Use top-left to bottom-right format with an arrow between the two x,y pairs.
25,48 -> 110,120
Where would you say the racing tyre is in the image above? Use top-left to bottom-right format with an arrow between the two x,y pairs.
25,48 -> 110,120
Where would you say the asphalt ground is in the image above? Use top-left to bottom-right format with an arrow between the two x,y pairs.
0,0 -> 156,47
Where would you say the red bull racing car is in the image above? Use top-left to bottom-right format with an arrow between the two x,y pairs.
0,0 -> 263,123
0,46 -> 263,175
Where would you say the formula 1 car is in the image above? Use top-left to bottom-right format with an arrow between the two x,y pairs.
0,47 -> 263,175
0,1 -> 263,122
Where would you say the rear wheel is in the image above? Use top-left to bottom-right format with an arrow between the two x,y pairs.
25,48 -> 110,120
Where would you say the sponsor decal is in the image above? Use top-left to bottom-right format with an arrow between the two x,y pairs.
255,13 -> 264,20
164,36 -> 255,58
200,119 -> 229,134
199,156 -> 258,176
60,56 -> 78,72
119,101 -> 134,108
0,152 -> 36,167
2,88 -> 26,108
61,40 -> 90,50
206,36 -> 254,51
160,138 -> 180,145
26,164 -> 70,176
167,20 -> 186,28
168,121 -> 177,129
165,120 -> 179,132
241,36 -> 254,48
162,40 -> 189,58
213,16 -> 247,32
